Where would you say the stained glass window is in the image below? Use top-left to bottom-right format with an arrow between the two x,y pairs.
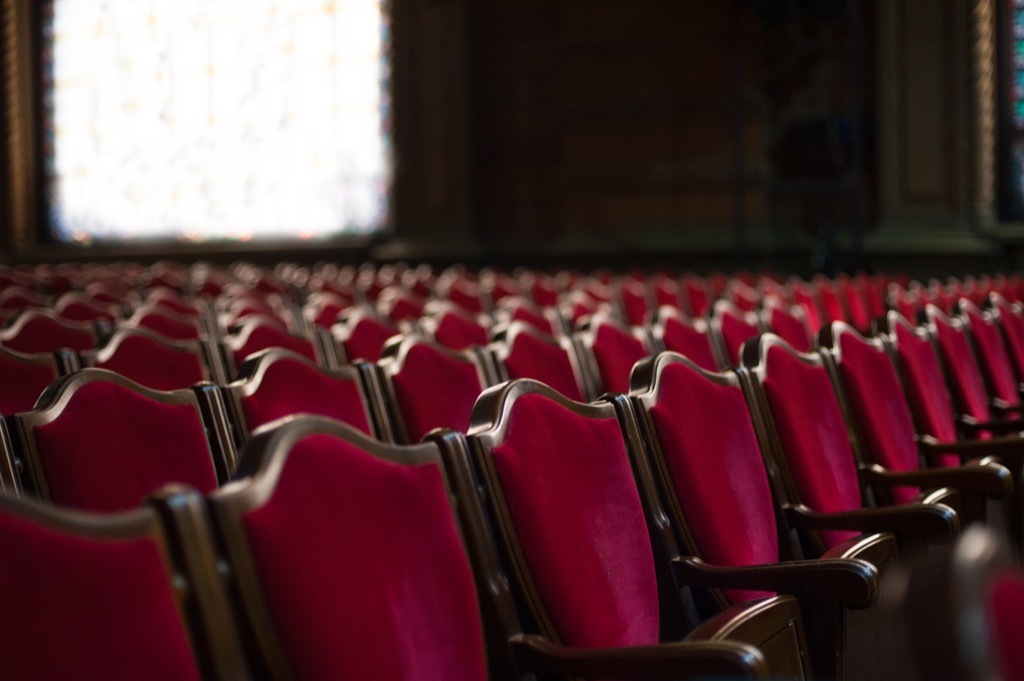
44,0 -> 391,244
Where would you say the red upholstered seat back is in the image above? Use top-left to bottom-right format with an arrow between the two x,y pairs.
28,377 -> 218,512
0,503 -> 202,681
645,359 -> 779,603
657,311 -> 720,371
683,276 -> 712,318
890,318 -> 961,452
230,322 -> 318,370
0,311 -> 96,353
619,279 -> 652,326
488,391 -> 660,648
961,302 -> 1020,407
238,353 -> 374,437
237,431 -> 487,680
929,308 -> 993,423
501,327 -> 586,402
792,282 -> 825,332
760,341 -> 862,547
386,341 -> 488,441
587,321 -> 649,394
994,296 -> 1024,384
818,281 -> 848,325
988,572 -> 1024,681
0,347 -> 59,415
337,315 -> 399,363
716,305 -> 760,366
509,303 -> 558,336
429,308 -> 490,351
86,331 -> 209,391
764,304 -> 812,353
127,306 -> 203,341
833,328 -> 921,502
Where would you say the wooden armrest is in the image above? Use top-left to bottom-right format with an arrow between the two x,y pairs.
671,555 -> 878,609
859,462 -> 1012,498
783,502 -> 959,545
511,633 -> 768,680
958,415 -> 1024,436
990,399 -> 1024,417
918,434 -> 1024,460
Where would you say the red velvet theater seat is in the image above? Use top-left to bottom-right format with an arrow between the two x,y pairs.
710,300 -> 762,368
574,311 -> 654,395
330,305 -> 401,364
80,327 -> 226,390
221,317 -> 328,379
648,305 -> 723,371
467,379 -> 814,679
0,344 -> 63,417
488,321 -> 595,402
0,492 -> 247,681
740,333 -> 959,556
957,298 -> 1023,416
419,300 -> 491,351
206,415 -> 491,681
0,309 -> 99,354
10,369 -> 236,512
818,322 -> 1011,522
122,302 -> 209,341
377,334 -> 495,443
223,347 -> 390,446
628,351 -> 888,679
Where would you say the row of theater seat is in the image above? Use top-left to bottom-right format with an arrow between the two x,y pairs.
2,260 -> 1024,680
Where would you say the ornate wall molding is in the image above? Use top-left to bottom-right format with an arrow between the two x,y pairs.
970,0 -> 997,227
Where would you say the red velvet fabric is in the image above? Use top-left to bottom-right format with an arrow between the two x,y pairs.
384,293 -> 425,323
33,381 -> 218,512
445,279 -> 485,314
0,349 -> 58,415
93,334 -> 207,391
240,359 -> 373,436
503,332 -> 585,402
340,317 -> 399,363
987,572 -> 1024,681
57,300 -> 118,324
932,315 -> 993,422
620,283 -> 650,326
684,279 -> 711,318
818,284 -> 847,324
491,393 -> 660,648
661,316 -> 719,371
242,434 -> 487,681
964,307 -> 1020,406
719,312 -> 759,366
432,312 -> 489,351
841,280 -> 871,333
793,287 -> 824,332
891,325 -> 962,466
232,325 -> 318,368
836,333 -> 920,503
648,362 -> 778,603
762,344 -> 862,547
590,324 -> 649,394
995,303 -> 1024,382
510,305 -> 556,336
0,509 -> 201,680
132,309 -> 202,341
2,314 -> 96,353
390,344 -> 485,441
997,300 -> 1024,382
766,307 -> 812,353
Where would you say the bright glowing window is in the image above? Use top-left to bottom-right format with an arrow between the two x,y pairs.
44,0 -> 391,244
